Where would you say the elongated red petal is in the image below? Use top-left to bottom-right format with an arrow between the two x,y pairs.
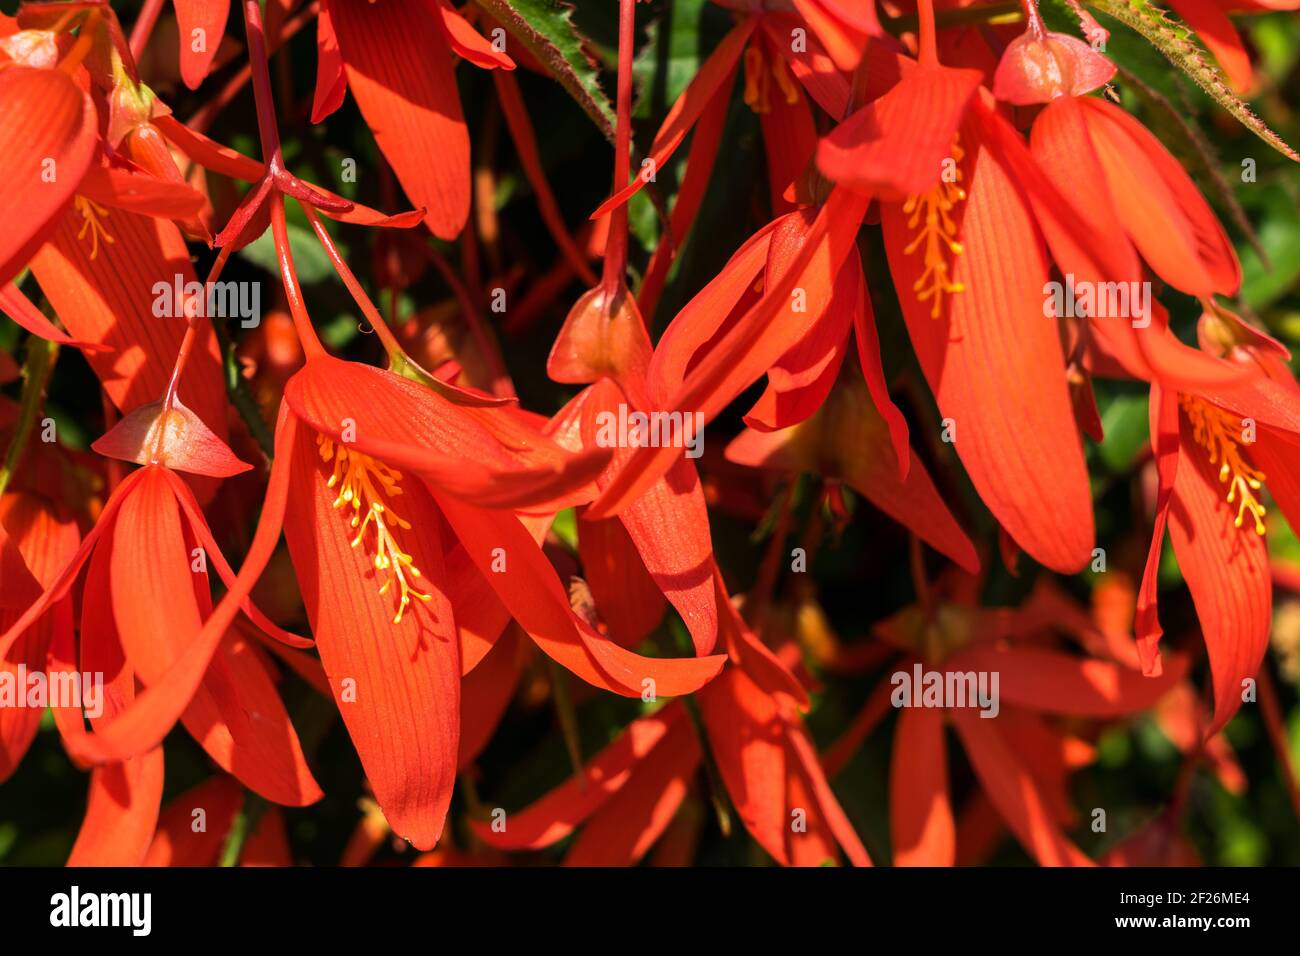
144,776 -> 244,866
430,0 -> 514,70
283,426 -> 456,847
332,0 -> 469,238
0,67 -> 95,287
951,707 -> 1095,866
1135,385 -> 1180,675
785,722 -> 871,866
470,707 -> 681,849
564,715 -> 700,866
579,379 -> 717,655
173,0 -> 230,89
312,0 -> 348,123
883,115 -> 1093,573
890,704 -> 954,866
58,410 -> 298,765
1168,413 -> 1271,736
286,357 -> 610,509
458,624 -> 523,769
698,665 -> 789,865
431,489 -> 725,697
949,644 -> 1185,717
0,282 -> 108,352
110,466 -> 321,806
78,163 -> 206,220
577,513 -> 668,647
1080,97 -> 1240,297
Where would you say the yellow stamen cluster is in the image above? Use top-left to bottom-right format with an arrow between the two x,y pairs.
1179,395 -> 1267,536
73,195 -> 115,260
903,139 -> 966,318
316,434 -> 433,623
742,44 -> 799,115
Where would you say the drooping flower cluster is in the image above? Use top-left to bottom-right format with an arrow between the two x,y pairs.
0,0 -> 1297,867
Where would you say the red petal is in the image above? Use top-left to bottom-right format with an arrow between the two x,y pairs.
173,0 -> 230,89
577,513 -> 668,647
1135,384 -> 1180,674
111,466 -> 321,806
458,624 -> 523,769
430,0 -> 515,70
949,644 -> 1185,717
817,65 -> 982,200
431,489 -> 725,697
883,114 -> 1093,573
0,67 -> 95,287
890,705 -> 954,865
950,708 -> 1095,866
1080,97 -> 1240,297
331,0 -> 469,238
283,425 -> 458,847
0,282 -> 107,351
29,211 -> 230,454
58,410 -> 299,765
698,665 -> 789,864
78,163 -> 206,220
1168,411 -> 1271,736
311,0 -> 348,123
564,715 -> 700,866
470,707 -> 682,849
286,357 -> 610,509
144,776 -> 244,866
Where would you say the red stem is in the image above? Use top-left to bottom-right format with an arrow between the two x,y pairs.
1258,667 -> 1300,829
129,0 -> 166,63
271,194 -> 326,360
601,0 -> 637,304
915,0 -> 940,66
241,0 -> 284,165
300,203 -> 408,361
161,249 -> 233,419
1019,0 -> 1048,38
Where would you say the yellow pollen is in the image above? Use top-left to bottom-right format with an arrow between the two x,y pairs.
742,45 -> 798,115
73,195 -> 115,260
1179,394 -> 1267,536
902,138 -> 966,318
316,434 -> 433,623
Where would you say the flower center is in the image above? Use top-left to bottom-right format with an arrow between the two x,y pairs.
1179,394 -> 1266,535
743,43 -> 799,114
902,138 -> 966,318
73,195 -> 115,260
316,434 -> 433,623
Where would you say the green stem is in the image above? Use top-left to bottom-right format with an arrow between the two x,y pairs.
213,318 -> 276,460
219,792 -> 268,867
0,339 -> 58,498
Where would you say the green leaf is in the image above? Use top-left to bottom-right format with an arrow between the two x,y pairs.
471,0 -> 617,143
1086,0 -> 1300,162
238,219 -> 335,285
1097,391 -> 1150,473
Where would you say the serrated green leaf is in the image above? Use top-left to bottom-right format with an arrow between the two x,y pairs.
1086,0 -> 1300,162
471,0 -> 617,143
